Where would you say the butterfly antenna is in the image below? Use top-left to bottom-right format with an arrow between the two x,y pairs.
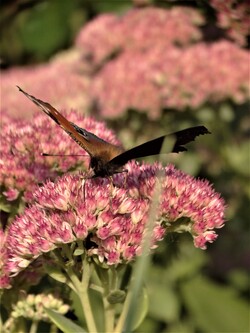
41,153 -> 89,157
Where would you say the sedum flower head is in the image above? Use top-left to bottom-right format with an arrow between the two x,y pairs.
75,6 -> 249,119
1,162 -> 226,285
1,50 -> 90,118
211,0 -> 249,46
10,293 -> 69,322
90,41 -> 249,119
76,7 -> 203,67
0,227 -> 11,289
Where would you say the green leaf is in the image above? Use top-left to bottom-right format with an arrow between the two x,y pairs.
127,286 -> 149,331
0,191 -> 13,212
89,288 -> 105,332
44,308 -> 86,333
178,153 -> 201,175
224,141 -> 249,177
228,270 -> 250,292
219,103 -> 234,122
44,265 -> 67,284
181,275 -> 249,332
19,0 -> 74,59
147,282 -> 179,322
0,200 -> 11,213
73,248 -> 84,256
70,289 -> 86,327
93,0 -> 131,13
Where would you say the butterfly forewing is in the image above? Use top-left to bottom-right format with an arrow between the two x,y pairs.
17,86 -> 123,162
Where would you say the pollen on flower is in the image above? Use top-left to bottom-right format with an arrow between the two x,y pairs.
0,162 -> 226,285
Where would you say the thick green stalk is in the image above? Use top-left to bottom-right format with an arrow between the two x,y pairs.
65,258 -> 97,333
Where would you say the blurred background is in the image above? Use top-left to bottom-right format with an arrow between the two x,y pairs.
1,0 -> 249,332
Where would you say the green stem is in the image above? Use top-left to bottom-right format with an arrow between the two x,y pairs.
80,258 -> 97,332
115,173 -> 163,332
89,283 -> 104,294
114,287 -> 132,333
103,295 -> 115,332
64,258 -> 97,333
103,268 -> 117,332
49,323 -> 58,333
29,320 -> 38,333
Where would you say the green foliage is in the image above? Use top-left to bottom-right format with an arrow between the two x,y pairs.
45,308 -> 86,333
0,0 -> 87,64
92,0 -> 131,13
181,275 -> 249,332
129,286 -> 149,331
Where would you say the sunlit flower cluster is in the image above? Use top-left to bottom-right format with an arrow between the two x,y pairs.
12,293 -> 69,320
0,50 -> 90,118
2,293 -> 69,331
211,0 -> 249,46
0,111 -> 121,202
90,41 -> 249,118
1,6 -> 248,123
0,162 -> 225,286
76,7 -> 203,67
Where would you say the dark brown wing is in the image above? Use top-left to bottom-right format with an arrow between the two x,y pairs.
107,126 -> 210,168
17,86 -> 123,161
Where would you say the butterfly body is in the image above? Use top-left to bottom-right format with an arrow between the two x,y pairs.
17,86 -> 210,177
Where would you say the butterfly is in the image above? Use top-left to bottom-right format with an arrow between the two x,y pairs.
17,86 -> 210,178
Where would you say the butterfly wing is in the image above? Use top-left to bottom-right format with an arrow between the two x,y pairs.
17,87 -> 209,177
17,86 -> 123,161
107,126 -> 210,168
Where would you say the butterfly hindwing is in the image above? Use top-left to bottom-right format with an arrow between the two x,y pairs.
108,126 -> 210,168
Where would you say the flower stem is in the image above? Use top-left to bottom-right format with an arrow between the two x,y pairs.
114,286 -> 132,333
64,257 -> 97,333
29,320 -> 38,333
103,296 -> 115,332
78,257 -> 97,333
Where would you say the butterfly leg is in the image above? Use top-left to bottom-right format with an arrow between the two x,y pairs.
122,169 -> 128,189
109,176 -> 114,211
83,178 -> 86,202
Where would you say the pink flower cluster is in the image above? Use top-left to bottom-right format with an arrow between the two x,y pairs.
0,162 -> 225,287
76,7 -> 203,66
0,228 -> 10,288
0,111 -> 121,202
90,41 -> 249,118
2,6 -> 248,122
211,0 -> 249,46
0,50 -> 90,118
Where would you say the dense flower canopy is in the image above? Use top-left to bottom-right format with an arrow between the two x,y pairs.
1,6 -> 248,121
0,51 -> 90,118
1,162 -> 225,288
76,7 -> 204,66
75,7 -> 249,119
211,0 -> 249,46
90,41 -> 249,118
